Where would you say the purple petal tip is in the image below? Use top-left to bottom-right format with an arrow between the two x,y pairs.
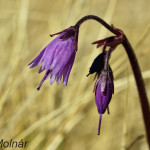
63,82 -> 67,86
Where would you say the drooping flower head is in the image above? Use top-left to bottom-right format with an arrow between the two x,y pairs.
28,26 -> 79,90
87,51 -> 114,135
94,69 -> 114,113
94,69 -> 114,135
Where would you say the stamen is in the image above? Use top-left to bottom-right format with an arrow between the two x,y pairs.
37,70 -> 50,90
97,114 -> 102,135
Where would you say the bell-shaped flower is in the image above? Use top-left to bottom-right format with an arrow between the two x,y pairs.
28,26 -> 79,90
94,69 -> 114,135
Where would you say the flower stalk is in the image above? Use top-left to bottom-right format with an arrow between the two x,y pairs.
75,15 -> 150,148
122,36 -> 150,145
29,14 -> 150,146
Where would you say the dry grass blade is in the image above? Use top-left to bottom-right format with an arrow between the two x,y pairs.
0,0 -> 150,150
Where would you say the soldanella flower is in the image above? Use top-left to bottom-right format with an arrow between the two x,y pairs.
87,51 -> 114,135
27,15 -> 150,140
94,69 -> 114,135
28,26 -> 79,90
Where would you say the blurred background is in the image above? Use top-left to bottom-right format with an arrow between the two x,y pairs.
0,0 -> 150,150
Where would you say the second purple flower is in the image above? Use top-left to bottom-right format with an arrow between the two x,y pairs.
94,69 -> 114,135
28,26 -> 79,90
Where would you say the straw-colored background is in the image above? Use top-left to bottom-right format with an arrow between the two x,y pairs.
0,0 -> 150,150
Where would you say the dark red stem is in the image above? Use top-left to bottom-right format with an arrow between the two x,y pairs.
75,15 -> 119,35
122,36 -> 150,148
75,15 -> 150,148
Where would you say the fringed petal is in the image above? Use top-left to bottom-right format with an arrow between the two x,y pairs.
28,48 -> 46,68
37,70 -> 51,90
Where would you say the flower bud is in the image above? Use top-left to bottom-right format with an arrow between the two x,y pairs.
94,69 -> 114,135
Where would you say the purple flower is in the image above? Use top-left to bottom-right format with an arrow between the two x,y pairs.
28,26 -> 78,90
94,69 -> 114,135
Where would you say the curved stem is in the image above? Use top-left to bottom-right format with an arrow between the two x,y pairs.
75,15 -> 150,147
75,15 -> 119,35
122,36 -> 150,148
